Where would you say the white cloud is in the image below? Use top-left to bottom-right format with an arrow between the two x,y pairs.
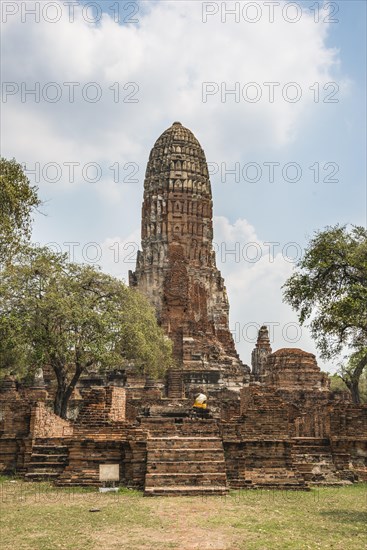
2,0 -> 343,172
3,0 -> 346,373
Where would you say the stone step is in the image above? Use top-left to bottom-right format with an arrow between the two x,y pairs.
28,460 -> 67,468
292,453 -> 335,460
244,475 -> 305,484
56,481 -> 101,487
30,453 -> 67,461
236,480 -> 307,489
292,446 -> 332,452
78,418 -> 110,422
143,418 -> 219,429
147,437 -> 223,450
76,421 -> 110,427
141,422 -> 220,437
26,441 -> 69,480
31,446 -> 68,454
295,461 -> 337,469
295,465 -> 340,481
229,467 -> 307,488
146,427 -> 221,438
147,448 -> 225,462
26,464 -> 65,472
309,480 -> 351,487
144,485 -> 228,497
25,471 -> 60,480
145,472 -> 227,487
147,460 -> 226,474
232,483 -> 309,491
144,428 -> 227,495
293,438 -> 330,446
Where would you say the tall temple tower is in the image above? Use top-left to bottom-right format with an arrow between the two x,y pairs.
129,122 -> 249,393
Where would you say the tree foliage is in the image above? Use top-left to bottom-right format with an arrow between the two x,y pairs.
329,373 -> 349,394
359,367 -> 367,403
283,224 -> 367,403
0,247 -> 172,417
0,158 -> 41,265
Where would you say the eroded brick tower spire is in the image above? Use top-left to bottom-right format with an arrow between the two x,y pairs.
251,325 -> 272,380
129,122 -> 249,391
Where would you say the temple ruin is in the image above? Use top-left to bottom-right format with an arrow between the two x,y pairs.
129,121 -> 250,397
0,122 -> 366,495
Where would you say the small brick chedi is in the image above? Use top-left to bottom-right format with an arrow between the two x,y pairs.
0,123 -> 366,495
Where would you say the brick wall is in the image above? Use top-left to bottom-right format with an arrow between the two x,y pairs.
30,402 -> 73,438
106,387 -> 126,422
330,404 -> 367,437
0,385 -> 45,473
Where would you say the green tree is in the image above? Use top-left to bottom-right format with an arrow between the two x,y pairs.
359,367 -> 367,403
0,158 -> 41,265
0,247 -> 172,418
283,224 -> 367,403
329,373 -> 349,394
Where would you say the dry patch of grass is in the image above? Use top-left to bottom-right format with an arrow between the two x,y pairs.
0,479 -> 366,549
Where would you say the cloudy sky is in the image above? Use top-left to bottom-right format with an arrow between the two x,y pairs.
1,0 -> 366,371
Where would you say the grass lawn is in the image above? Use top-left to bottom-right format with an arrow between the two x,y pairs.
0,478 -> 366,549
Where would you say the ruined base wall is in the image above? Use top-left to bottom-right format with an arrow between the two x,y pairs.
1,372 -> 366,489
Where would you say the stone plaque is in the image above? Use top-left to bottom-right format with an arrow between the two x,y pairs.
99,464 -> 120,482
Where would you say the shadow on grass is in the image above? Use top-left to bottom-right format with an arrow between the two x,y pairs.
319,509 -> 367,524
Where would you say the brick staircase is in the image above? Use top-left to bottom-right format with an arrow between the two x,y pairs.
25,438 -> 68,481
55,389 -> 130,487
76,390 -> 113,428
291,437 -> 345,485
73,387 -> 127,440
143,418 -> 228,496
167,370 -> 184,399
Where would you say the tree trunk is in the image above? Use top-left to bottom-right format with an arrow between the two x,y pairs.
342,355 -> 367,405
60,393 -> 70,420
350,379 -> 361,404
54,383 -> 67,418
52,361 -> 84,419
54,382 -> 79,419
58,382 -> 79,419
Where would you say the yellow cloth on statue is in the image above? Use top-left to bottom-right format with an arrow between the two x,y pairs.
193,401 -> 207,409
193,393 -> 207,409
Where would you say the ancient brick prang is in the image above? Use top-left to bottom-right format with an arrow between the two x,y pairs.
129,122 -> 250,391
